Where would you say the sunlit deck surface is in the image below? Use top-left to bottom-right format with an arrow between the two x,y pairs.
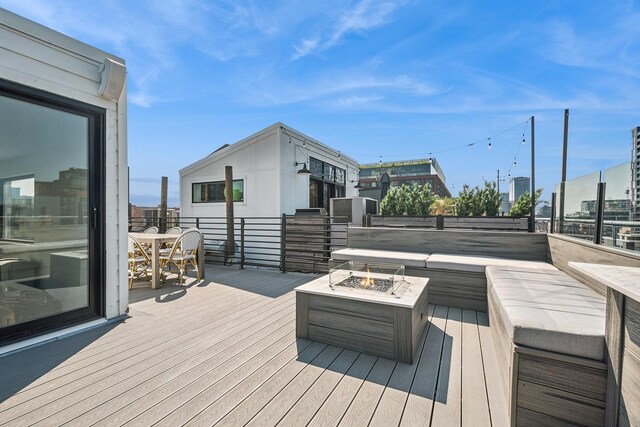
0,266 -> 508,426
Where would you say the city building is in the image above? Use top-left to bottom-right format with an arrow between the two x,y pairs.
509,176 -> 530,203
0,8 -> 128,345
500,192 -> 511,215
180,123 -> 359,217
632,126 -> 640,220
357,158 -> 450,203
129,205 -> 180,230
578,199 -> 632,221
537,203 -> 552,218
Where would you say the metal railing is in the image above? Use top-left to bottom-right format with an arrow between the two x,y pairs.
128,215 -> 348,273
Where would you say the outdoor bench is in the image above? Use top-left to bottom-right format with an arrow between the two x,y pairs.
330,248 -> 555,311
487,265 -> 607,426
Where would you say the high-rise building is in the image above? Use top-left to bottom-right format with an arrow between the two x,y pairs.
500,192 -> 510,215
632,127 -> 640,220
509,176 -> 530,203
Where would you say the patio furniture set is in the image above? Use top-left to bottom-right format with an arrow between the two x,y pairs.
128,227 -> 203,289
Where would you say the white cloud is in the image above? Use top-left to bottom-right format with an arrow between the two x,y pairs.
241,72 -> 444,107
292,38 -> 320,60
129,92 -> 160,108
291,0 -> 403,59
328,0 -> 399,45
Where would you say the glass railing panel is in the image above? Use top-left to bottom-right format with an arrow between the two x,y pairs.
560,171 -> 600,241
602,162 -> 638,252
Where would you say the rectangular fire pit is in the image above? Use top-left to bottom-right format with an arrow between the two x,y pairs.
295,261 -> 428,364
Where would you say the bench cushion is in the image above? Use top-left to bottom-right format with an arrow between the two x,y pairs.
487,266 -> 606,361
427,254 -> 557,274
331,248 -> 430,268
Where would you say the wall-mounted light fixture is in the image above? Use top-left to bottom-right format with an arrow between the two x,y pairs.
296,162 -> 311,175
293,143 -> 311,175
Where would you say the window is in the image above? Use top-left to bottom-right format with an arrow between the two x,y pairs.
309,157 -> 346,184
192,179 -> 244,203
0,175 -> 35,241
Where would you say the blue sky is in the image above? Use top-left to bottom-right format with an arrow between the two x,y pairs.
2,0 -> 638,207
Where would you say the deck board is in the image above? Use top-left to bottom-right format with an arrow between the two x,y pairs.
461,309 -> 492,427
431,307 -> 463,426
399,305 -> 448,426
0,266 -> 506,426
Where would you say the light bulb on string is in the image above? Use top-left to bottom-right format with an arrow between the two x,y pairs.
513,160 -> 517,168
522,137 -> 526,144
488,142 -> 492,150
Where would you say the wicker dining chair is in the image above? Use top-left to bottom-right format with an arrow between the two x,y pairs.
128,235 -> 150,289
143,226 -> 159,234
159,228 -> 202,285
160,226 -> 183,252
165,226 -> 182,235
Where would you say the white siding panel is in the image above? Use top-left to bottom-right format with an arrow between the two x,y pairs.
117,82 -> 129,317
104,108 -> 120,319
0,26 -> 100,81
0,8 -> 122,65
0,48 -> 112,107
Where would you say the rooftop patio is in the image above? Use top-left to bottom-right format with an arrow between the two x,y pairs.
0,265 -> 508,426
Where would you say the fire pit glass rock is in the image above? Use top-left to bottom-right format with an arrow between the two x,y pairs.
329,261 -> 406,297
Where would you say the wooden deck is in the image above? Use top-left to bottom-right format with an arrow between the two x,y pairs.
0,266 -> 508,426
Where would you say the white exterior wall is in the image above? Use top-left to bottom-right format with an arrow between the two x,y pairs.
278,126 -> 359,215
180,125 -> 281,218
180,123 -> 359,218
0,9 -> 128,320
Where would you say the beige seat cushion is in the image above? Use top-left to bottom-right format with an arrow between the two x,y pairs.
427,253 -> 557,274
331,248 -> 430,268
487,266 -> 606,361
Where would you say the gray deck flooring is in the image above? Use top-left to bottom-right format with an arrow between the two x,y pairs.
0,266 -> 508,426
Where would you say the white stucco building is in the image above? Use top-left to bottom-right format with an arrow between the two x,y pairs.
180,123 -> 359,218
0,8 -> 128,349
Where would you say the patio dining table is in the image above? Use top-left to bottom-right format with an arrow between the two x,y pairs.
129,232 -> 205,289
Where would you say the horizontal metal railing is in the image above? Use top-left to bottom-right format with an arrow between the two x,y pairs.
128,215 -> 348,273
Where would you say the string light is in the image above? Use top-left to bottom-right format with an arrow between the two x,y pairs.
488,142 -> 492,150
506,119 -> 530,177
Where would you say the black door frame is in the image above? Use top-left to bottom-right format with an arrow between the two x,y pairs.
0,79 -> 106,344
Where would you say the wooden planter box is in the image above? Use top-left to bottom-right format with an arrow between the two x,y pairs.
295,275 -> 428,364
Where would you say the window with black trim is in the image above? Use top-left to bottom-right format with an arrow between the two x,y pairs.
192,179 -> 244,203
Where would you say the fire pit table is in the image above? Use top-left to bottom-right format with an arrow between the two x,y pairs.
295,261 -> 428,364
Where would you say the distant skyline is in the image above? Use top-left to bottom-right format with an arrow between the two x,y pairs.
2,0 -> 638,206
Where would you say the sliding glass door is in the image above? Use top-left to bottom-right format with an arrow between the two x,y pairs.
0,80 -> 104,341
